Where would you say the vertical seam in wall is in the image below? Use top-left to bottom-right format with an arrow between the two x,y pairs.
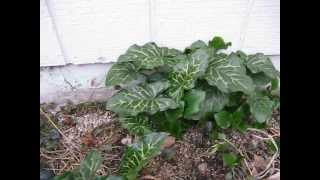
239,0 -> 256,50
148,0 -> 154,41
44,0 -> 70,65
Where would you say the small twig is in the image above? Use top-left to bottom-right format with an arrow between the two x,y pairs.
222,138 -> 253,176
40,107 -> 82,161
247,128 -> 279,179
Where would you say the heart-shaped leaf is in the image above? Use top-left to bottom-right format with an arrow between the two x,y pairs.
168,49 -> 209,101
80,150 -> 102,180
189,86 -> 229,121
214,111 -> 232,129
183,89 -> 206,119
119,132 -> 168,180
105,62 -> 146,87
118,42 -> 182,70
106,81 -> 177,116
119,115 -> 152,136
247,93 -> 274,123
205,53 -> 254,94
247,53 -> 278,79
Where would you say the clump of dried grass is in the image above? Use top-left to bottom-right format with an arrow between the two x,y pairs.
40,106 -> 125,176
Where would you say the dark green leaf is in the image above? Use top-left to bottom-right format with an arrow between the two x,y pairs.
183,89 -> 206,119
247,93 -> 274,123
208,36 -> 231,50
226,92 -> 244,107
80,150 -> 102,180
249,72 -> 272,88
106,81 -> 177,116
105,62 -> 146,87
147,72 -> 167,83
223,153 -> 239,168
271,77 -> 280,97
187,86 -> 229,121
119,132 -> 168,180
214,111 -> 232,129
152,102 -> 186,138
119,115 -> 152,136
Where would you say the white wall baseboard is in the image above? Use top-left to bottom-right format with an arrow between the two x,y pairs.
40,55 -> 280,105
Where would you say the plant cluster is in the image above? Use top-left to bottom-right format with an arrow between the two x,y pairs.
53,36 -> 280,180
54,132 -> 168,180
105,36 -> 280,137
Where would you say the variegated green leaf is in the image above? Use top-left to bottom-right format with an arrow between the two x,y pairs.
205,53 -> 254,94
105,62 -> 145,87
119,115 -> 152,136
247,93 -> 274,123
119,132 -> 168,180
106,81 -> 177,116
249,72 -> 272,88
80,150 -> 102,180
167,85 -> 184,102
247,53 -> 278,79
118,42 -> 182,70
168,49 -> 209,101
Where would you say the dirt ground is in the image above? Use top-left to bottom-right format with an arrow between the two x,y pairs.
40,102 -> 280,180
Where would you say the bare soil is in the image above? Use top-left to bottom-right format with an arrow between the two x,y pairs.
40,102 -> 280,180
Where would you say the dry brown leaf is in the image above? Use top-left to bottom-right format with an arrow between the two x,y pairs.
62,115 -> 76,127
252,155 -> 268,172
80,132 -> 97,147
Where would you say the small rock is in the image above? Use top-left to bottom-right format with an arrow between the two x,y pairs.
197,163 -> 208,175
162,136 -> 175,149
121,137 -> 132,145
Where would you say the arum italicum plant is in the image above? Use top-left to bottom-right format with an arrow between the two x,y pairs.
54,36 -> 280,180
105,36 -> 280,137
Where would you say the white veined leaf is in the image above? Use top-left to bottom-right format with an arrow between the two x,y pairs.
106,81 -> 177,116
205,53 -> 254,94
247,53 -> 278,79
105,62 -> 145,87
118,42 -> 182,70
167,49 -> 209,101
119,132 -> 168,180
79,150 -> 102,180
119,115 -> 152,136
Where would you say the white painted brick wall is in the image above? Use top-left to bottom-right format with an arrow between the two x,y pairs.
40,0 -> 280,66
40,0 -> 280,104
